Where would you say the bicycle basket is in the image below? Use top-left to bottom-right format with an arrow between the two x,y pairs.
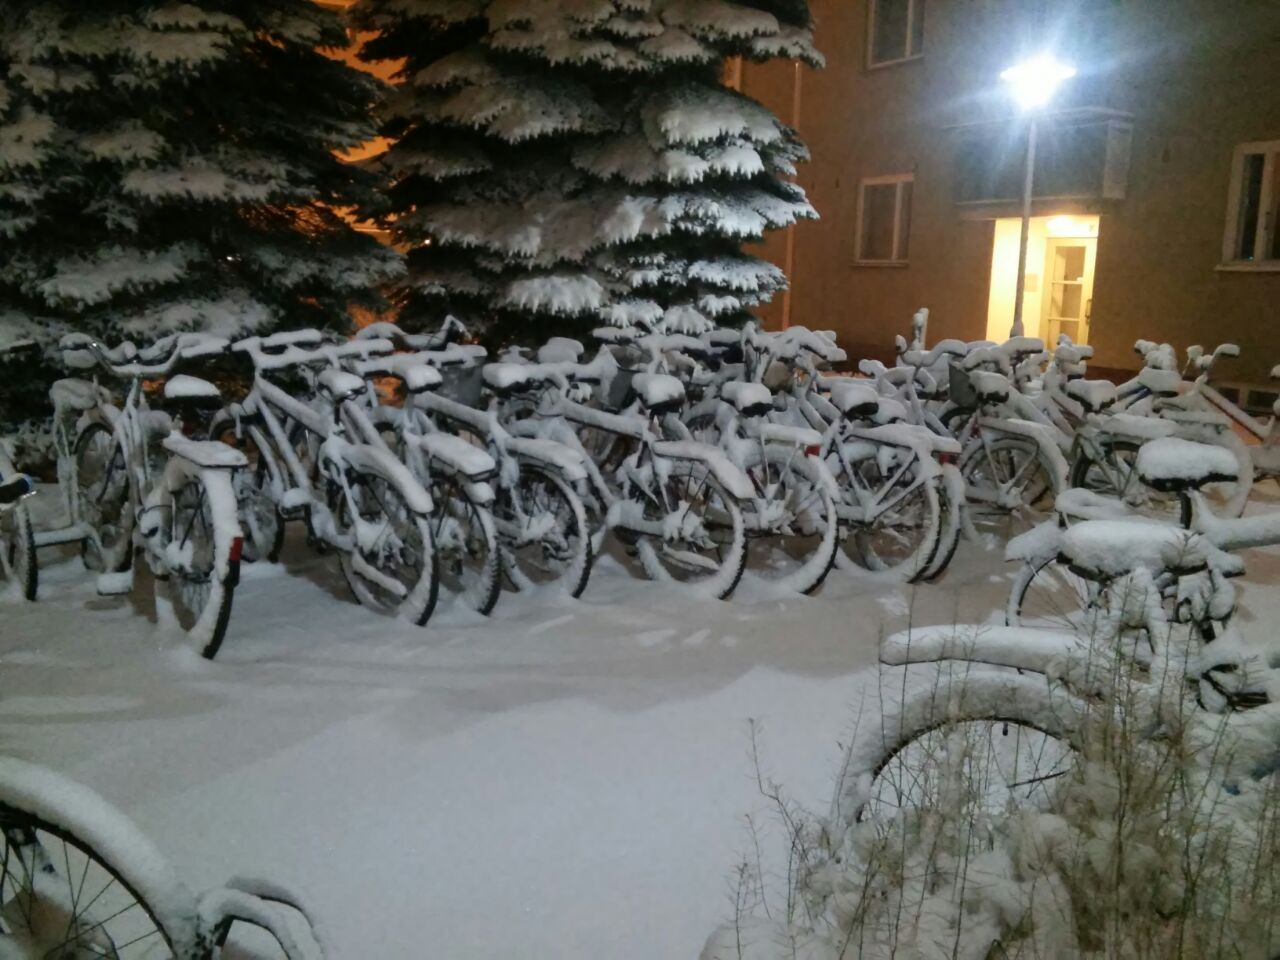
947,360 -> 976,409
602,367 -> 637,411
440,364 -> 484,408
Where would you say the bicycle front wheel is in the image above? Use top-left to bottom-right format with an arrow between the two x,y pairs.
495,464 -> 593,598
0,808 -> 198,959
959,433 -> 1057,539
740,446 -> 839,595
336,470 -> 439,626
0,500 -> 37,601
835,447 -> 942,582
428,473 -> 501,615
634,461 -> 747,599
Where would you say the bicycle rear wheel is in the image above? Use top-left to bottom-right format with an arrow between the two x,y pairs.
165,470 -> 238,660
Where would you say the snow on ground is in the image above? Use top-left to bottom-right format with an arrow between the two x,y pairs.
2,486 -> 1279,958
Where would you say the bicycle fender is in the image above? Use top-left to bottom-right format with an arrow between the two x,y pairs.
162,433 -> 248,470
651,440 -> 755,501
503,435 -> 589,482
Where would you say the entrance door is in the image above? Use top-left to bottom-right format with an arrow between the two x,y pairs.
1042,238 -> 1097,345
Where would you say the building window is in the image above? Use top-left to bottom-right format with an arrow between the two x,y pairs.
856,174 -> 913,264
1222,140 -> 1280,267
868,0 -> 924,68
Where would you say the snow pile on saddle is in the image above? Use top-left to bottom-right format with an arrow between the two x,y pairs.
1137,437 -> 1239,488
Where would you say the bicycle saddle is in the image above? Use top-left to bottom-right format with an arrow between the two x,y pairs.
721,381 -> 773,417
1004,336 -> 1046,360
1060,520 -> 1210,581
351,354 -> 444,394
1136,437 -> 1239,492
1054,487 -> 1135,522
969,370 -> 1011,404
50,378 -> 110,412
316,368 -> 366,403
631,373 -> 685,414
0,474 -> 33,507
828,381 -> 880,419
162,374 -> 222,410
1064,378 -> 1117,413
538,337 -> 584,364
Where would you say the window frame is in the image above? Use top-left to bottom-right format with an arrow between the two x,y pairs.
855,173 -> 914,266
1219,139 -> 1280,272
866,0 -> 925,71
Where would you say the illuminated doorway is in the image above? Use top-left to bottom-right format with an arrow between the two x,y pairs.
986,215 -> 1100,343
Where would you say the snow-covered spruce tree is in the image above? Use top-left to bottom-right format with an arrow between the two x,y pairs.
351,0 -> 820,345
0,2 -> 401,460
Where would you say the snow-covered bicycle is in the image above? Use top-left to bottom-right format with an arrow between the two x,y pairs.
486,352 -> 754,599
58,333 -> 248,658
216,331 -> 440,625
353,324 -> 595,600
0,756 -> 324,959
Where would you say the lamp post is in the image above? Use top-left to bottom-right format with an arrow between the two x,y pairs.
1000,56 -> 1077,338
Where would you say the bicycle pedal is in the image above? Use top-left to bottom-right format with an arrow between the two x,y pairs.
95,570 -> 134,596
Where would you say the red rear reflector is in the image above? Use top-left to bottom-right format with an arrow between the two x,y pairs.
228,537 -> 244,564
805,445 -> 821,457
939,452 -> 958,465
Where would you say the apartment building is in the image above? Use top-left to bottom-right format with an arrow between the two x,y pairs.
742,0 -> 1280,387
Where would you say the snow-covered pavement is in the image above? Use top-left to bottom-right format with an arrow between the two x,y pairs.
3,499 -> 1278,958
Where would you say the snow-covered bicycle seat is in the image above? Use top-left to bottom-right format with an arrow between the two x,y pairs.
162,374 -> 222,410
631,373 -> 685,414
969,370 -> 1011,404
351,354 -> 444,394
538,337 -> 584,364
1136,437 -> 1239,493
1064,378 -> 1117,413
482,363 -> 547,394
828,380 -> 880,420
50,378 -> 110,412
1004,336 -> 1046,360
316,369 -> 366,403
721,381 -> 773,417
1060,520 -> 1210,580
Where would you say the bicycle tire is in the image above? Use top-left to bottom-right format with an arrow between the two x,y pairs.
429,473 -> 502,615
495,463 -> 593,598
834,448 -> 943,583
958,432 -> 1058,539
830,671 -> 1086,833
0,758 -> 203,959
1,501 -> 37,601
163,464 -> 240,660
633,461 -> 747,599
213,415 -> 285,564
72,421 -> 134,574
335,468 -> 440,626
740,445 -> 839,595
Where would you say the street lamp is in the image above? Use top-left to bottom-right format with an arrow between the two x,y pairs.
1001,55 -> 1076,338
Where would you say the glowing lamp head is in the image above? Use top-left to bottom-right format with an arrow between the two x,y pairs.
1000,56 -> 1077,110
